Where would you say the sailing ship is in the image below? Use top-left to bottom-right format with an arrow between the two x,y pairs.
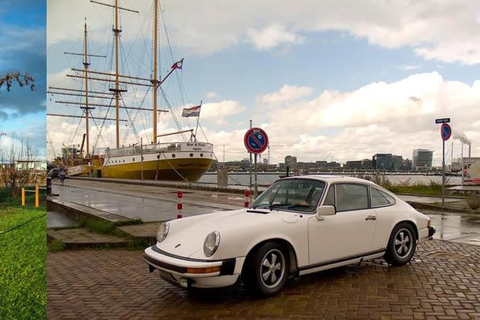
47,0 -> 214,181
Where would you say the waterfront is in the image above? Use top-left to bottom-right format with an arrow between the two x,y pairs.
199,172 -> 463,187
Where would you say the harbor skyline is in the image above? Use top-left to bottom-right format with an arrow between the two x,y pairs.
42,0 -> 480,165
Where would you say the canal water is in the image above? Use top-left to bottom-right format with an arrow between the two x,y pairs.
198,172 -> 463,187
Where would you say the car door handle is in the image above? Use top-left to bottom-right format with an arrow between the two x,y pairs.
365,215 -> 376,221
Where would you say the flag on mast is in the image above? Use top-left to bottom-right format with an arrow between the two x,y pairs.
171,58 -> 184,70
182,105 -> 201,117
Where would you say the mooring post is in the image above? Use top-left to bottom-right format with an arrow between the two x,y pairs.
35,185 -> 39,208
244,189 -> 250,208
177,191 -> 183,219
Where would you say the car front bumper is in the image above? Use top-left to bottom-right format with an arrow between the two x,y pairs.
144,245 -> 244,288
419,225 -> 436,243
428,226 -> 436,238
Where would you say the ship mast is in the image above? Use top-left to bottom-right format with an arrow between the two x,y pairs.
83,19 -> 91,158
153,0 -> 159,144
114,0 -> 121,148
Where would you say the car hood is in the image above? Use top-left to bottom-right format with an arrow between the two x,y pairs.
156,208 -> 302,259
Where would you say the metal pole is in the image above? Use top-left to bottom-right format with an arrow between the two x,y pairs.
461,142 -> 464,187
114,0 -> 120,148
153,0 -> 158,144
254,153 -> 258,198
194,101 -> 202,141
249,120 -> 252,194
140,138 -> 144,180
442,139 -> 445,206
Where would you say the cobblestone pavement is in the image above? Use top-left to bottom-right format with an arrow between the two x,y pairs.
47,240 -> 480,320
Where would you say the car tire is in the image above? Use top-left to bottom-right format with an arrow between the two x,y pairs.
243,242 -> 289,297
384,222 -> 417,266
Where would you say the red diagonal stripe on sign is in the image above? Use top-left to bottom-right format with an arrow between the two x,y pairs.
250,133 -> 264,149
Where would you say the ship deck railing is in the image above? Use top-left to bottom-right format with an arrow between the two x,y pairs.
101,141 -> 212,158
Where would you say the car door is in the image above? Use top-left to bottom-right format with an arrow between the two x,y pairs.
308,183 -> 377,265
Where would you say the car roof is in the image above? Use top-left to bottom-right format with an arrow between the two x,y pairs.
282,175 -> 378,186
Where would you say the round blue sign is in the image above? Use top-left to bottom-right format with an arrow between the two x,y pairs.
441,123 -> 452,141
244,127 -> 269,154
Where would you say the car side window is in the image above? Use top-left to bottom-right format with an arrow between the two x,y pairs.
336,184 -> 369,212
370,188 -> 395,207
323,185 -> 335,206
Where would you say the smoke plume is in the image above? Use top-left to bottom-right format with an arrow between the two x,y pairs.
453,132 -> 471,145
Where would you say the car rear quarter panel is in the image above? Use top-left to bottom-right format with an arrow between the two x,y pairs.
372,199 -> 428,250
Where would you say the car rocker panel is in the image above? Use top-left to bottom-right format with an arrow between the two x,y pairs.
144,176 -> 435,296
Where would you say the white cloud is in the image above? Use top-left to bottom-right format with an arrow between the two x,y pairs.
257,85 -> 313,106
47,0 -> 480,64
248,72 -> 480,164
200,100 -> 247,125
401,65 -> 421,70
205,91 -> 217,99
46,70 -> 480,166
247,24 -> 304,50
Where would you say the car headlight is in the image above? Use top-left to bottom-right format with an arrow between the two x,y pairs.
156,222 -> 170,243
203,231 -> 220,257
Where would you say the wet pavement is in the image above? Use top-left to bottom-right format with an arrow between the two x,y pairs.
47,240 -> 480,320
47,179 -> 480,247
47,211 -> 78,229
49,181 -> 239,223
399,195 -> 461,204
426,211 -> 480,246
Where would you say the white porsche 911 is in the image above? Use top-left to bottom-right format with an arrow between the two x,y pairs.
144,176 -> 435,297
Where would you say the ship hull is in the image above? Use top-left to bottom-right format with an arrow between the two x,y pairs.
99,158 -> 213,181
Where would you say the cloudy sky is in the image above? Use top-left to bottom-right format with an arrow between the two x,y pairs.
0,0 -> 46,158
46,0 -> 480,166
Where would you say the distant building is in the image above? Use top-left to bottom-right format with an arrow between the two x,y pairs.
412,149 -> 433,170
392,155 -> 403,171
315,161 -> 328,170
285,155 -> 297,169
361,159 -> 372,169
326,161 -> 341,170
344,160 -> 362,170
372,153 -> 393,170
401,159 -> 412,171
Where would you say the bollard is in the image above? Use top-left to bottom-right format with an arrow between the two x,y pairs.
177,190 -> 183,219
46,177 -> 52,196
35,185 -> 39,208
21,188 -> 25,206
244,189 -> 250,208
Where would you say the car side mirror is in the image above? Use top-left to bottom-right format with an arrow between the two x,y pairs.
316,205 -> 336,221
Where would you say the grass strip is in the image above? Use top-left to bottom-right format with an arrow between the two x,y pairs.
0,206 -> 46,320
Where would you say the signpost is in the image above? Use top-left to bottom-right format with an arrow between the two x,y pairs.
244,127 -> 269,198
436,119 -> 452,206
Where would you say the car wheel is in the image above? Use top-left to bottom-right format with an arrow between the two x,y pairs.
243,242 -> 289,297
384,222 -> 416,266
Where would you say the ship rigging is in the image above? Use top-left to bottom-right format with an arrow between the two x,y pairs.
47,0 -> 214,181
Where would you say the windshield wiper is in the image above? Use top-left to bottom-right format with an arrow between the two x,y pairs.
268,203 -> 290,210
252,203 -> 291,210
287,204 -> 315,210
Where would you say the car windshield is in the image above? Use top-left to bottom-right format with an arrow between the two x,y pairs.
252,179 -> 326,213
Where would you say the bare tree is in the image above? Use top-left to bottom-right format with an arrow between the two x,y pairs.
0,72 -> 35,92
0,137 -> 38,197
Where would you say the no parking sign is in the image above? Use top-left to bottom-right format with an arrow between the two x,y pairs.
244,127 -> 269,154
440,123 -> 452,141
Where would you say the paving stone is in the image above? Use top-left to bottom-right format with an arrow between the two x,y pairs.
47,240 -> 480,319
